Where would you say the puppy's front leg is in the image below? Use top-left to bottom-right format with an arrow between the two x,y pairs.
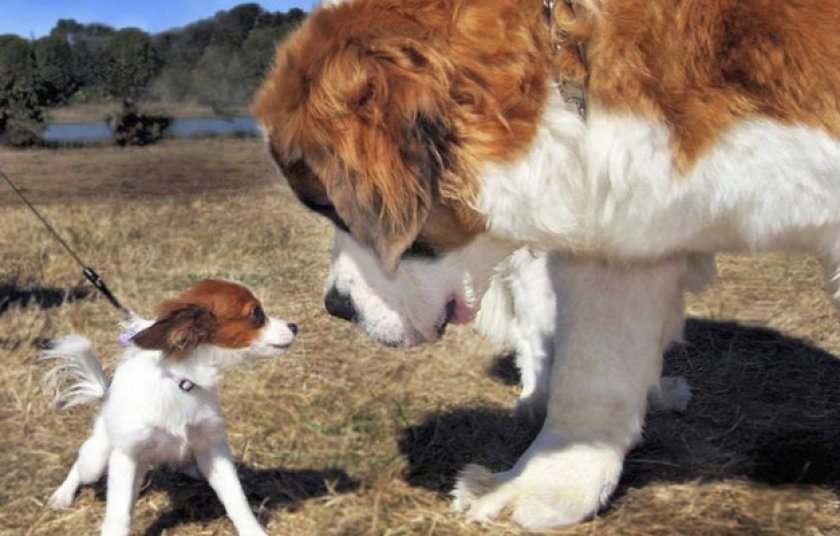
101,449 -> 139,536
454,256 -> 687,529
194,439 -> 267,536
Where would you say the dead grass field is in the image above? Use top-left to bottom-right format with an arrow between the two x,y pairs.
1,139 -> 839,535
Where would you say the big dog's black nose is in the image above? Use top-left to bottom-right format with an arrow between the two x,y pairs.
324,286 -> 357,323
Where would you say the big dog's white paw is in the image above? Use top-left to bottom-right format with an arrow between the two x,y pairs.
452,442 -> 623,529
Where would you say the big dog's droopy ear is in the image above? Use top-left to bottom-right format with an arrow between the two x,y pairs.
132,303 -> 218,358
330,111 -> 456,272
254,20 -> 459,271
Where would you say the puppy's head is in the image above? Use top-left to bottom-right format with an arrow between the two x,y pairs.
132,279 -> 297,360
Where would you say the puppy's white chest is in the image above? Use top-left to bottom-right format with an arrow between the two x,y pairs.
104,393 -> 225,463
136,426 -> 193,463
103,357 -> 225,463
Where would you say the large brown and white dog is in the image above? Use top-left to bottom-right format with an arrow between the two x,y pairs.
254,0 -> 840,528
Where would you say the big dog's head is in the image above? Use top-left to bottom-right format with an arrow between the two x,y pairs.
254,0 -> 554,347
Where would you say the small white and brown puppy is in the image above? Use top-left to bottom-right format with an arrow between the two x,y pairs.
41,279 -> 297,536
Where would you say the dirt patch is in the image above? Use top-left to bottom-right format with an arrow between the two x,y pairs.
0,138 -> 277,206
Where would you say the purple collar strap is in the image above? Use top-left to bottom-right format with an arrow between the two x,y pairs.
117,329 -> 137,346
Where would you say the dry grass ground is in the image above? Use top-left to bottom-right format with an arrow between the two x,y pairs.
1,139 -> 839,535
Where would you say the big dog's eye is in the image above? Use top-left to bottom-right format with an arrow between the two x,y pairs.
300,199 -> 351,233
249,305 -> 266,327
402,239 -> 437,260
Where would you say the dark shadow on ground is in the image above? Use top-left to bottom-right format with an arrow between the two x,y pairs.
88,464 -> 358,535
625,319 -> 840,492
398,406 -> 539,492
0,282 -> 90,317
400,319 -> 840,496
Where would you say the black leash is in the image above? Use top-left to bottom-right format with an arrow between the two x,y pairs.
1,167 -> 131,319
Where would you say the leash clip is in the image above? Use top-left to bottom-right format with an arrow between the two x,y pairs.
543,0 -> 555,23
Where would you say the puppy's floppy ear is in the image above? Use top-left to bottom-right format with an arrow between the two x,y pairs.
132,303 -> 217,358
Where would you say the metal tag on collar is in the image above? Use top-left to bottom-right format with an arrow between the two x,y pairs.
543,0 -> 555,24
178,379 -> 196,392
560,82 -> 587,117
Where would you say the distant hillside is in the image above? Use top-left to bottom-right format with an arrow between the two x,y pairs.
0,3 -> 306,114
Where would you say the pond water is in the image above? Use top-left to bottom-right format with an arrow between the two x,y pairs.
42,116 -> 260,143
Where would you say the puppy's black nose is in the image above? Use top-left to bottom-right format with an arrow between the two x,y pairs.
287,323 -> 298,335
324,286 -> 357,323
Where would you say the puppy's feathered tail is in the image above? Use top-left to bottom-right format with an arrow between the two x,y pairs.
40,335 -> 108,409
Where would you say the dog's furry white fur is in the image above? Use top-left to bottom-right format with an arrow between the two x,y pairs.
42,308 -> 295,536
475,248 -> 699,424
327,230 -> 513,347
478,92 -> 840,260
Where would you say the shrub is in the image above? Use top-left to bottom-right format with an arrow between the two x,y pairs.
0,81 -> 45,147
108,98 -> 172,146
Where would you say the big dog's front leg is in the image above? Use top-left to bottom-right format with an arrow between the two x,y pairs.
453,256 -> 687,529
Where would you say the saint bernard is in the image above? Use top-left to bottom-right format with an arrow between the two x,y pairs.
254,0 -> 840,528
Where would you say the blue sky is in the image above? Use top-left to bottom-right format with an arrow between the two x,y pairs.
0,0 -> 318,38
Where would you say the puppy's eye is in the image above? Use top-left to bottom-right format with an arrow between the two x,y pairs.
249,305 -> 266,327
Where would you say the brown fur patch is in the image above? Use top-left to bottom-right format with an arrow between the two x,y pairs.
132,279 -> 264,358
582,0 -> 840,170
254,0 -> 840,251
132,303 -> 218,358
550,0 -> 592,87
253,0 -> 550,267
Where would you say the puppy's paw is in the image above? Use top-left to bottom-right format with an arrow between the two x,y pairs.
238,527 -> 268,536
47,487 -> 75,509
452,443 -> 623,529
100,518 -> 130,536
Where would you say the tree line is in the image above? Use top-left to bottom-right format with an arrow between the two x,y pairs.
0,4 -> 305,144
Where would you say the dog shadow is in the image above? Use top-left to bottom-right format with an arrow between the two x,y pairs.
399,319 -> 840,496
0,281 -> 90,318
90,464 -> 358,535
